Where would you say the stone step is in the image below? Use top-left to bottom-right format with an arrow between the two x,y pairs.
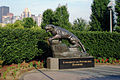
69,48 -> 79,52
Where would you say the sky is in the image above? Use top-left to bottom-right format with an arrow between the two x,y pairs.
0,0 -> 94,23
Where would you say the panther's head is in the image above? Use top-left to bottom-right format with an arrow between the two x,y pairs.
45,24 -> 55,32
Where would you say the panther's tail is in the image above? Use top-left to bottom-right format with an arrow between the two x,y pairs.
78,41 -> 87,54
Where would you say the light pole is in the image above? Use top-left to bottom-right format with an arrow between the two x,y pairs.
107,1 -> 113,33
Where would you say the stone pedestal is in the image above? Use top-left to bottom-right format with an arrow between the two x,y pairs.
47,40 -> 94,70
47,58 -> 59,70
47,57 -> 94,70
50,40 -> 89,58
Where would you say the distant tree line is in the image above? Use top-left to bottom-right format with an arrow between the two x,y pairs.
90,0 -> 112,31
90,0 -> 120,32
41,5 -> 90,31
2,0 -> 120,32
3,17 -> 37,28
42,0 -> 120,32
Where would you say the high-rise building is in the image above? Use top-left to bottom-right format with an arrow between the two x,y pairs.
37,14 -> 42,26
21,8 -> 31,19
31,14 -> 42,26
31,14 -> 36,21
2,13 -> 14,24
0,6 -> 9,23
7,13 -> 14,19
20,8 -> 42,26
12,16 -> 21,23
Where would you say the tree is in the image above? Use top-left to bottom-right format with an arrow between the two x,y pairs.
89,15 -> 102,31
115,0 -> 120,26
13,20 -> 23,28
41,5 -> 71,30
53,5 -> 71,29
41,9 -> 54,29
23,17 -> 36,28
115,26 -> 120,32
72,18 -> 89,31
52,5 -> 71,29
0,24 -> 2,27
5,23 -> 14,28
90,0 -> 115,31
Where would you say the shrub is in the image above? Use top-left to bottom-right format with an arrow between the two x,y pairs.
0,27 -> 49,65
0,27 -> 120,65
71,31 -> 120,59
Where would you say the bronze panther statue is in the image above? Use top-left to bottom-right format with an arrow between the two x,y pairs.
45,24 -> 87,53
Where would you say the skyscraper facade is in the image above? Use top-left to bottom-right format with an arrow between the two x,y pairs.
2,13 -> 14,24
37,14 -> 42,26
21,8 -> 31,19
0,6 -> 9,23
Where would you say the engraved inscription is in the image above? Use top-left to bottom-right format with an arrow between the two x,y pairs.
62,60 -> 92,66
59,58 -> 94,69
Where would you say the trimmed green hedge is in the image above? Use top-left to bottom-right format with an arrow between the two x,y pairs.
71,31 -> 120,59
0,27 -> 120,64
0,28 -> 49,64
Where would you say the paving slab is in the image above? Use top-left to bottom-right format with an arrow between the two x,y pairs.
20,65 -> 120,80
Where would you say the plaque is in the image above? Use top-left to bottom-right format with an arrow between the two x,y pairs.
59,57 -> 94,69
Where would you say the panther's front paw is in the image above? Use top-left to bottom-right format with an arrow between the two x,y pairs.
48,38 -> 52,41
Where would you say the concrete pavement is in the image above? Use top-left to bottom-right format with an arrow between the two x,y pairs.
20,65 -> 120,80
